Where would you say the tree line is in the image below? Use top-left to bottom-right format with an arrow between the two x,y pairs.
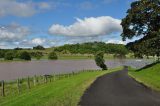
0,49 -> 58,61
54,42 -> 129,56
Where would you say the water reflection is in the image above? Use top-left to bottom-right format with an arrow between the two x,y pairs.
0,59 -> 153,80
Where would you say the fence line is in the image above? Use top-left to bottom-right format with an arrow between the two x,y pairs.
0,70 -> 98,97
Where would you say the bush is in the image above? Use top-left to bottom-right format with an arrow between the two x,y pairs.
32,52 -> 43,60
33,45 -> 45,50
4,51 -> 14,60
19,51 -> 31,60
0,50 -> 5,58
95,51 -> 107,70
48,51 -> 58,60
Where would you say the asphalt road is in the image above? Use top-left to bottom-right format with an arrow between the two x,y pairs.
79,68 -> 160,106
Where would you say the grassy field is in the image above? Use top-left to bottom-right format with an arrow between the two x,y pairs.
129,62 -> 160,91
0,67 -> 121,106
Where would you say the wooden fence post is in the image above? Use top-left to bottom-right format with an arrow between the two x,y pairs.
17,79 -> 20,94
72,71 -> 74,76
1,80 -> 5,97
53,74 -> 55,81
33,75 -> 37,86
27,77 -> 30,89
49,76 -> 52,82
44,75 -> 47,83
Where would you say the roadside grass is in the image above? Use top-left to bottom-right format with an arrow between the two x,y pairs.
128,62 -> 160,91
0,67 -> 122,106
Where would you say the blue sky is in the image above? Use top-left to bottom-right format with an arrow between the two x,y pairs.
0,0 -> 136,48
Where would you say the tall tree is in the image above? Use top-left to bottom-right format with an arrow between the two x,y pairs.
121,0 -> 160,60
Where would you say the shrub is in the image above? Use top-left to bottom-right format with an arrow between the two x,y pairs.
4,51 -> 14,60
48,51 -> 58,60
19,51 -> 31,60
33,45 -> 45,50
0,50 -> 5,58
33,52 -> 43,60
95,51 -> 107,70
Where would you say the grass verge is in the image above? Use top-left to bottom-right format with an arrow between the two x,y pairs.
128,62 -> 160,91
0,67 -> 121,106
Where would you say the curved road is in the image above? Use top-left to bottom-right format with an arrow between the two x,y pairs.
79,68 -> 160,106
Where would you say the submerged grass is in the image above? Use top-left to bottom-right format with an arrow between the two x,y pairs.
0,67 -> 122,106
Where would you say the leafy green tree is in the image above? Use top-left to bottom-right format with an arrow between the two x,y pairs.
33,45 -> 45,50
4,51 -> 14,60
121,0 -> 160,60
19,51 -> 31,60
54,42 -> 129,55
0,50 -> 5,58
95,51 -> 107,70
48,51 -> 58,60
14,47 -> 23,50
34,52 -> 43,60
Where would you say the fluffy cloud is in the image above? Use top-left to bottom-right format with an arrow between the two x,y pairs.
0,0 -> 52,17
49,16 -> 122,36
0,23 -> 29,41
19,38 -> 46,47
31,38 -> 46,45
105,39 -> 125,44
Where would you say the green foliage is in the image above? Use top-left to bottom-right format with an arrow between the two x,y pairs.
95,51 -> 107,70
19,51 -> 31,60
54,42 -> 129,55
14,47 -> 23,50
121,0 -> 160,60
48,51 -> 58,60
4,51 -> 14,60
33,45 -> 45,50
30,52 -> 43,60
0,50 -> 6,58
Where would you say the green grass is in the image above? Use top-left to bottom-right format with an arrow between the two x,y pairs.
0,67 -> 121,106
128,62 -> 160,91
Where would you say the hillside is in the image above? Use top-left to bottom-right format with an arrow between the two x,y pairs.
54,42 -> 128,55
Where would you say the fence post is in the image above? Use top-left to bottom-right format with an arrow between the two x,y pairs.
17,79 -> 20,94
49,76 -> 52,82
33,75 -> 37,86
72,71 -> 74,76
1,80 -> 5,97
54,74 -> 56,81
27,76 -> 30,89
44,75 -> 47,83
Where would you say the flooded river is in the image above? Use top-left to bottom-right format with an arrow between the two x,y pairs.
0,59 -> 153,80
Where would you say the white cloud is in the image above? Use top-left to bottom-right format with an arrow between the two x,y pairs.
0,0 -> 52,17
49,16 -> 122,36
105,39 -> 125,44
31,38 -> 46,45
0,23 -> 29,41
19,38 -> 46,47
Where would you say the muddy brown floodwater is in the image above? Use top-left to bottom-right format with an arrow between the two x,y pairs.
0,59 -> 153,81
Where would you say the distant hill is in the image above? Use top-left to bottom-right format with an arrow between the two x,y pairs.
54,42 -> 129,55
